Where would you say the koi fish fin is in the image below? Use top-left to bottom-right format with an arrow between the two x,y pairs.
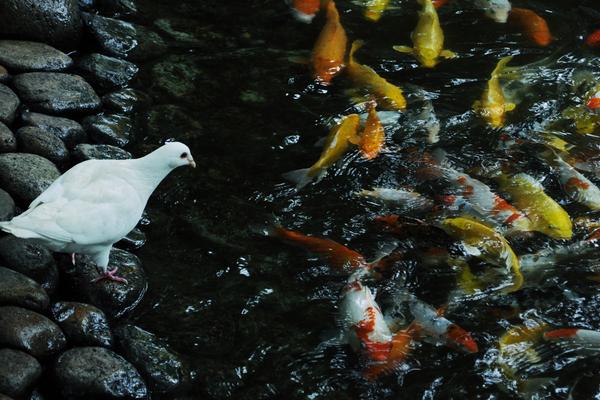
504,102 -> 516,111
283,168 -> 319,189
491,55 -> 514,78
440,49 -> 457,59
392,45 -> 414,54
349,40 -> 365,65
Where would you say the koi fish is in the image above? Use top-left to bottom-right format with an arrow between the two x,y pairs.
264,225 -> 368,272
363,0 -> 390,22
362,325 -> 417,380
432,0 -> 450,8
544,328 -> 600,352
414,100 -> 440,143
311,1 -> 347,84
358,188 -> 435,211
290,0 -> 321,23
474,0 -> 511,23
545,151 -> 600,210
496,173 -> 572,239
562,105 -> 600,134
585,85 -> 600,112
357,102 -> 385,159
473,56 -> 517,128
393,0 -> 456,68
586,29 -> 600,48
347,40 -> 407,111
284,114 -> 360,188
508,8 -> 552,46
440,217 -> 523,293
340,275 -> 393,362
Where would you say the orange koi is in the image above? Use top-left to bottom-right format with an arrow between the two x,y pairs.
508,8 -> 552,46
291,0 -> 321,23
432,0 -> 450,8
586,29 -> 600,48
363,326 -> 417,380
358,103 -> 385,159
311,1 -> 347,84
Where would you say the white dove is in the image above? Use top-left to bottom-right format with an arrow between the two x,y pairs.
0,141 -> 196,283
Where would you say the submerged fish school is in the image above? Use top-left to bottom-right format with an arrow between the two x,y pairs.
275,0 -> 600,395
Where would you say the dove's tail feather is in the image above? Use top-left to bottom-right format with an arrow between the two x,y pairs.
0,221 -> 43,240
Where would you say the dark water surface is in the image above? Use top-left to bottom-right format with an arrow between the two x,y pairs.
119,0 -> 600,398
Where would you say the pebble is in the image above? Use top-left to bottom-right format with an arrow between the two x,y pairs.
0,65 -> 8,83
61,248 -> 148,318
0,153 -> 60,206
102,88 -> 150,114
54,347 -> 148,399
82,113 -> 134,148
115,325 -> 189,394
82,13 -> 166,62
72,143 -> 132,161
0,349 -> 42,398
0,267 -> 49,311
0,40 -> 73,72
16,126 -> 70,169
117,227 -> 147,250
0,306 -> 66,358
51,302 -> 113,347
13,73 -> 101,115
0,236 -> 60,294
0,122 -> 16,153
21,112 -> 87,148
0,0 -> 82,50
77,53 -> 138,90
0,84 -> 19,125
0,189 -> 15,221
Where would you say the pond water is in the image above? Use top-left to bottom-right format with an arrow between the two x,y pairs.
121,0 -> 600,398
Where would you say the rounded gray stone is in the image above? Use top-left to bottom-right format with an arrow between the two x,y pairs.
51,302 -> 113,347
0,349 -> 42,398
82,113 -> 134,148
102,88 -> 151,114
77,53 -> 138,89
0,41 -> 73,72
21,111 -> 87,148
54,347 -> 148,399
13,73 -> 101,115
0,236 -> 59,294
16,126 -> 70,169
0,65 -> 8,83
0,306 -> 67,358
0,0 -> 82,51
0,267 -> 49,311
0,153 -> 60,205
0,84 -> 19,125
0,122 -> 16,153
0,189 -> 15,221
72,143 -> 131,162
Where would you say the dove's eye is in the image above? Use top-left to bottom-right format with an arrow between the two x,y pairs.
180,152 -> 188,159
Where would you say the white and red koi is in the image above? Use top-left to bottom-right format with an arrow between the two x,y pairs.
289,0 -> 321,23
548,152 -> 600,210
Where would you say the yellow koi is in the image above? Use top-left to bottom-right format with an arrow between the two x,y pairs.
283,114 -> 361,188
364,0 -> 390,22
496,173 -> 572,240
392,0 -> 456,68
473,56 -> 516,128
347,40 -> 406,111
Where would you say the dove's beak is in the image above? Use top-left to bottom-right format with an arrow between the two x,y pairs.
188,159 -> 196,168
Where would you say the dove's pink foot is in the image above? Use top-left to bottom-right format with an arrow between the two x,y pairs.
91,267 -> 128,284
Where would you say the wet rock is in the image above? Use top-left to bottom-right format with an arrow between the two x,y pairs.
117,228 -> 146,251
0,41 -> 73,72
28,389 -> 45,400
0,0 -> 82,50
0,66 -> 8,83
0,306 -> 66,357
82,113 -> 134,148
51,302 -> 113,347
0,395 -> 12,400
0,267 -> 49,311
102,88 -> 150,114
54,347 -> 147,399
151,55 -> 203,99
145,105 -> 202,143
82,13 -> 166,62
0,153 -> 60,205
16,127 -> 70,169
0,84 -> 19,125
0,123 -> 16,153
0,236 -> 59,294
72,143 -> 131,162
0,349 -> 42,398
0,189 -> 15,221
153,18 -> 205,47
115,325 -> 189,394
13,73 -> 101,115
96,0 -> 138,15
77,53 -> 138,90
21,112 -> 87,148
61,248 -> 148,318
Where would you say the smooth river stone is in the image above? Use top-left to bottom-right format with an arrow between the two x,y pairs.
0,306 -> 66,358
0,348 -> 42,398
0,267 -> 49,311
0,153 -> 59,205
0,122 -> 15,153
54,347 -> 147,399
13,73 -> 101,114
51,302 -> 113,347
72,143 -> 131,162
16,126 -> 70,169
0,188 -> 15,221
0,84 -> 19,124
21,111 -> 87,148
102,88 -> 150,114
83,113 -> 134,147
77,53 -> 138,89
0,40 -> 73,72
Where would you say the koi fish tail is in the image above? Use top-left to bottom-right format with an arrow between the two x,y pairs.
349,40 -> 364,65
493,56 -> 519,80
283,168 -> 322,189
